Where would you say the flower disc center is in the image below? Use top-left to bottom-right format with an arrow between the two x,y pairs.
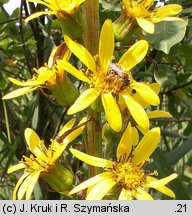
89,63 -> 131,94
113,162 -> 146,191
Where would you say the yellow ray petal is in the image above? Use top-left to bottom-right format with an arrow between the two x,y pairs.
63,117 -> 87,144
147,110 -> 172,119
117,122 -> 132,161
36,69 -> 55,84
132,127 -> 160,164
8,77 -> 37,87
132,126 -> 139,146
135,187 -> 153,200
57,118 -> 76,137
147,83 -> 161,94
152,17 -> 183,22
131,82 -> 160,106
121,92 -> 149,130
134,82 -> 161,109
147,174 -> 178,188
102,93 -> 122,132
129,91 -> 148,109
136,18 -> 155,34
26,170 -> 41,200
99,19 -> 114,72
51,143 -> 67,162
118,40 -> 148,71
17,174 -> 33,200
86,178 -> 116,200
69,172 -> 113,195
13,173 -> 29,200
154,4 -> 182,18
24,128 -> 42,157
57,60 -> 90,83
8,163 -> 26,174
70,148 -> 113,168
156,185 -> 175,198
25,11 -> 55,22
67,88 -> 100,115
2,86 -> 38,100
118,188 -> 132,200
64,35 -> 96,73
146,176 -> 177,198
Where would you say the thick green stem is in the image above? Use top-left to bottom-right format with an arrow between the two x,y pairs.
84,0 -> 99,55
86,110 -> 102,177
83,0 -> 102,177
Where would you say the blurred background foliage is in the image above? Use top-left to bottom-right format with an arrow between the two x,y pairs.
0,0 -> 191,199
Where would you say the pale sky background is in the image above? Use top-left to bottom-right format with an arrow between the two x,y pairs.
3,0 -> 165,15
4,0 -> 20,14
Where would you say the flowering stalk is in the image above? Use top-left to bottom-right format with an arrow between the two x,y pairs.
83,0 -> 102,177
84,0 -> 99,54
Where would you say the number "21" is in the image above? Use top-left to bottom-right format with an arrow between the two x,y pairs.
176,204 -> 187,212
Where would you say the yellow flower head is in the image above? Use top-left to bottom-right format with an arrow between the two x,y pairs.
8,117 -> 87,200
25,0 -> 86,22
122,0 -> 183,34
58,19 -> 160,132
2,44 -> 79,106
69,125 -> 177,200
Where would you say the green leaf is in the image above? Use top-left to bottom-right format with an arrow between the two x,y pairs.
154,64 -> 177,87
0,4 -> 9,22
166,138 -> 192,165
100,0 -> 120,12
145,19 -> 188,54
0,74 -> 7,89
1,140 -> 19,179
151,148 -> 190,199
182,7 -> 192,14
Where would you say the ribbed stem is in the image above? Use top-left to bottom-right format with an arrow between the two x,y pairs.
84,0 -> 99,55
83,0 -> 102,177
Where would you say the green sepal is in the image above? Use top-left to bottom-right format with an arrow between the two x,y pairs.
49,75 -> 79,106
91,96 -> 104,112
57,10 -> 85,40
42,162 -> 74,193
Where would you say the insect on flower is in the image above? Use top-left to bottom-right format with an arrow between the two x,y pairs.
58,19 -> 160,132
108,62 -> 131,90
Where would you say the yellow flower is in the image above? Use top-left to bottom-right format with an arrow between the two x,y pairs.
69,125 -> 177,200
122,0 -> 183,34
8,117 -> 87,200
58,19 -> 160,132
25,0 -> 86,22
2,44 -> 79,106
